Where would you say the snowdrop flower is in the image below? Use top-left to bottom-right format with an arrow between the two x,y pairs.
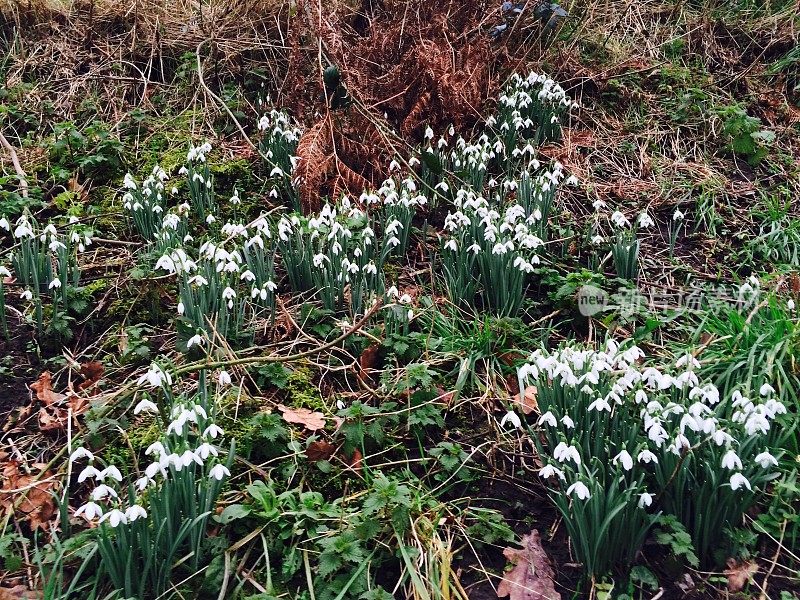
99,466 -> 123,482
177,301 -> 185,315
20,289 -> 32,301
561,415 -> 574,429
729,473 -> 751,491
195,442 -> 219,460
587,397 -> 611,412
500,411 -> 522,430
637,450 -> 658,464
134,399 -> 158,415
78,465 -> 101,483
539,464 -> 565,480
100,508 -> 128,527
125,505 -> 148,522
613,449 -> 633,471
179,449 -> 203,468
673,209 -> 684,221
638,493 -> 653,508
721,450 -> 743,470
145,442 -> 166,457
759,383 -> 775,396
218,371 -> 232,386
0,217 -> 9,231
611,211 -> 630,228
186,334 -> 204,349
75,502 -> 103,520
91,484 -> 118,500
638,213 -> 654,228
70,448 -> 94,463
566,481 -> 591,500
203,424 -> 224,439
537,411 -> 557,427
209,464 -> 230,481
751,451 -> 778,469
553,442 -> 581,465
137,364 -> 172,389
444,239 -> 458,252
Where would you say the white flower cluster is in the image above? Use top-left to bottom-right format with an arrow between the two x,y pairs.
517,341 -> 785,501
122,165 -> 173,241
277,196 -> 387,315
70,364 -> 231,528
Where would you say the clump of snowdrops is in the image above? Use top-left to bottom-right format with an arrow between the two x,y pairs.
514,341 -> 787,576
68,365 -> 234,599
0,213 -> 88,335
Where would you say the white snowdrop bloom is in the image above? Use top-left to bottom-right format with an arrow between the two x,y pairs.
424,126 -> 434,140
0,216 -> 9,230
409,156 -> 420,167
537,411 -> 557,427
136,476 -> 152,491
561,415 -> 575,429
76,502 -> 104,521
612,449 -> 633,471
638,493 -> 653,508
444,239 -> 458,252
759,383 -> 775,396
587,397 -> 611,412
500,411 -> 522,430
99,466 -> 123,482
729,473 -> 751,491
566,481 -> 591,500
675,354 -> 700,369
721,450 -> 743,470
203,424 -> 224,439
637,450 -> 658,464
218,370 -> 232,386
553,442 -> 581,466
145,442 -> 166,457
101,508 -> 128,528
209,464 -> 231,481
610,211 -> 629,228
91,484 -> 118,501
566,175 -> 579,186
177,301 -> 185,315
180,450 -> 202,468
125,505 -> 148,522
155,254 -> 176,273
638,213 -> 654,228
137,364 -> 172,389
195,442 -> 219,460
711,429 -> 734,446
0,266 -> 10,278
144,462 -> 163,480
70,448 -> 94,463
539,464 -> 565,480
186,334 -> 204,349
134,399 -> 159,415
78,465 -> 101,483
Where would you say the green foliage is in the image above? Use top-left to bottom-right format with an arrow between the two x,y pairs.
653,515 -> 699,568
714,104 -> 774,165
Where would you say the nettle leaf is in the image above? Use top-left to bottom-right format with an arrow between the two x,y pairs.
317,531 -> 366,578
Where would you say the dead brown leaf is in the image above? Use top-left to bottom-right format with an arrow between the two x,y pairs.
497,530 -> 561,600
359,344 -> 382,377
30,372 -> 66,405
0,586 -> 42,600
278,404 -> 326,431
513,386 -> 538,415
346,448 -> 363,471
77,361 -> 104,391
37,407 -> 65,431
1,461 -> 58,531
725,559 -> 758,593
306,440 -> 336,462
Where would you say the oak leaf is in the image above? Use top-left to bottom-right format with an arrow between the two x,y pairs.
497,530 -> 560,600
513,386 -> 538,415
278,404 -> 326,431
30,372 -> 66,405
725,559 -> 758,593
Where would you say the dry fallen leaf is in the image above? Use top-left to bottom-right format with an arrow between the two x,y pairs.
0,585 -> 42,600
725,559 -> 758,593
513,386 -> 538,415
359,344 -> 382,375
346,448 -> 363,471
78,361 -> 104,391
497,530 -> 561,600
30,372 -> 67,405
306,440 -> 336,462
1,461 -> 58,531
278,404 -> 326,431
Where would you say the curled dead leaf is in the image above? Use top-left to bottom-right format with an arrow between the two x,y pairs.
78,361 -> 104,391
346,448 -> 363,471
1,461 -> 58,531
513,386 -> 538,415
278,404 -> 326,431
497,530 -> 560,600
725,559 -> 758,593
30,372 -> 66,405
306,440 -> 336,462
